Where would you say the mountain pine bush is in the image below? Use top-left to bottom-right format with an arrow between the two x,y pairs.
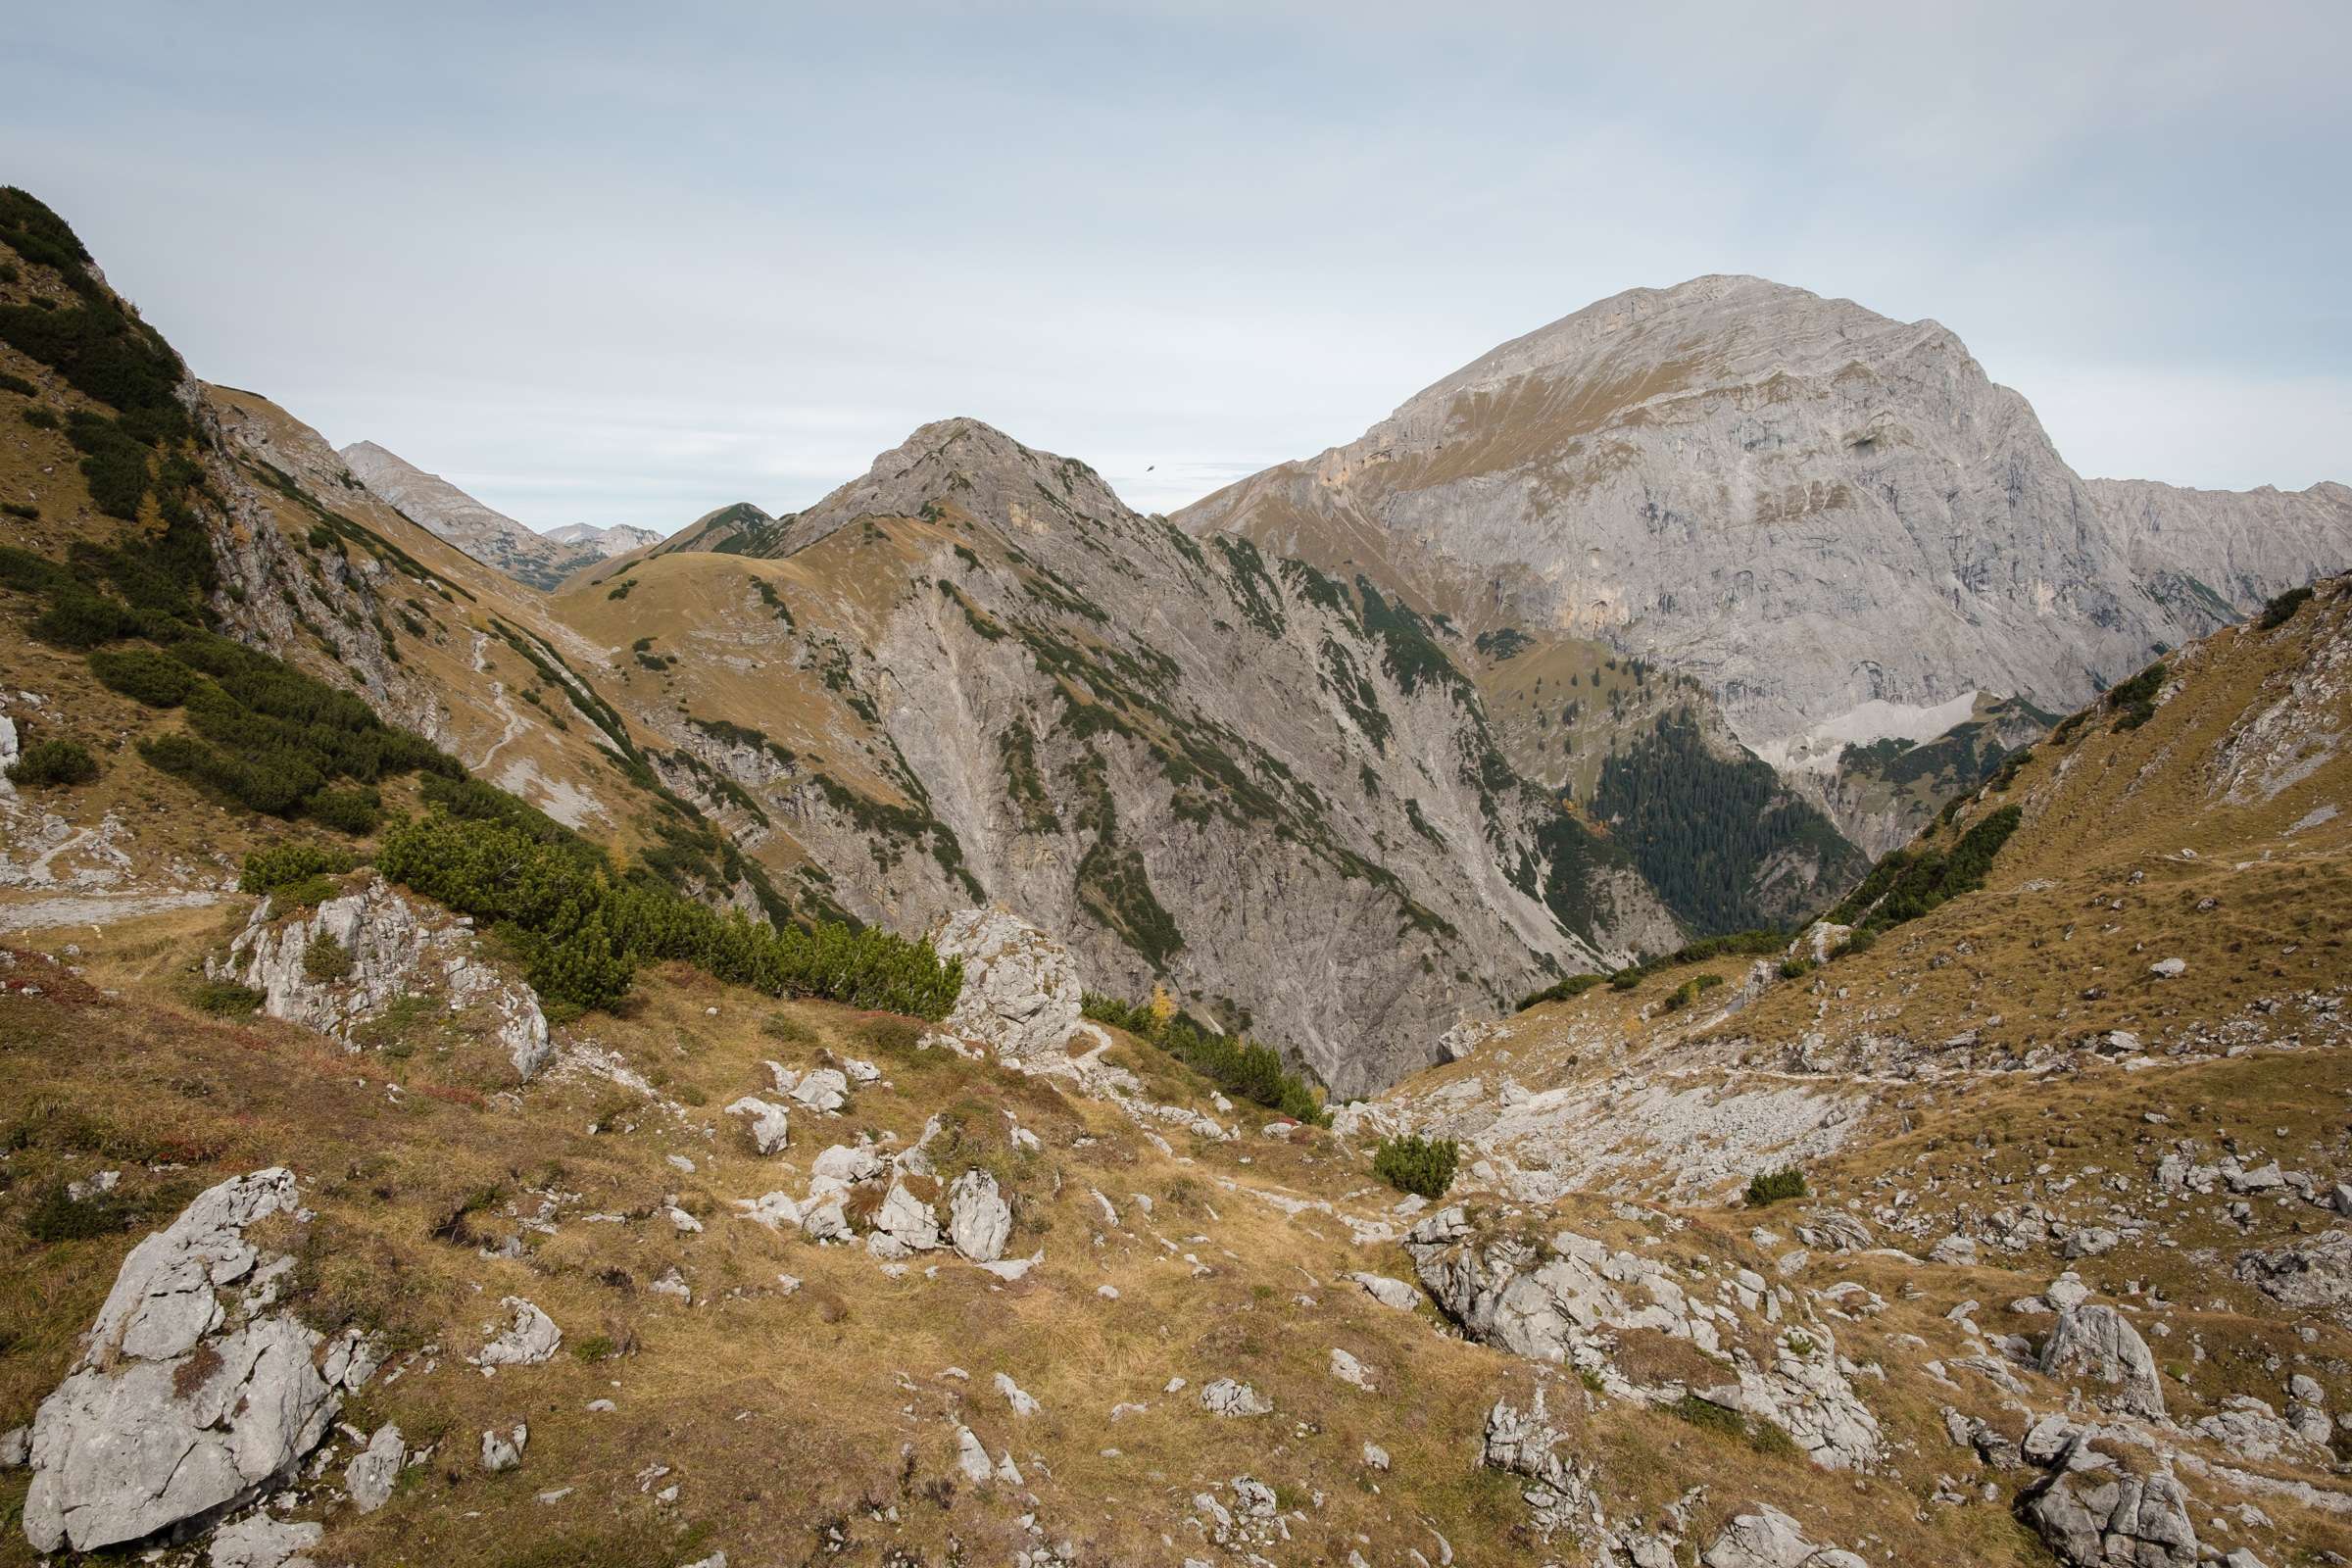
1745,1167 -> 1807,1205
375,804 -> 960,1019
1373,1134 -> 1459,1199
6,737 -> 99,787
1080,993 -> 1329,1126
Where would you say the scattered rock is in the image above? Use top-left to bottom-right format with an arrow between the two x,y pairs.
1328,1348 -> 1377,1391
788,1068 -> 850,1113
216,875 -> 551,1079
1348,1271 -> 1421,1310
1698,1504 -> 1867,1568
1200,1378 -> 1273,1417
995,1371 -> 1042,1417
344,1423 -> 404,1513
479,1298 -> 563,1366
2235,1228 -> 2352,1313
480,1425 -> 528,1473
208,1514 -> 323,1568
725,1097 -> 791,1154
2020,1443 -> 2199,1568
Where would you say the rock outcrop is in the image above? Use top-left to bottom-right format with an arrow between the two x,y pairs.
215,875 -> 552,1080
2037,1304 -> 2167,1421
1403,1205 -> 1882,1469
2019,1435 -> 2201,1568
22,1169 -> 358,1554
926,906 -> 1083,1062
1698,1505 -> 1868,1568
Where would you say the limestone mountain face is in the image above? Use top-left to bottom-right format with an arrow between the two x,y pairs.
2090,475 -> 2352,623
542,521 -> 658,559
1179,275 -> 2352,841
338,440 -> 603,590
576,417 -> 1679,1096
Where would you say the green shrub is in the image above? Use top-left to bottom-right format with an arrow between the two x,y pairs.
375,808 -> 961,1019
306,784 -> 382,835
1515,972 -> 1605,1010
303,933 -> 355,982
24,1182 -> 136,1243
6,737 -> 97,786
0,370 -> 33,396
1668,1393 -> 1748,1437
2258,585 -> 2313,631
87,645 -> 196,706
1777,956 -> 1817,980
2104,659 -> 2168,732
1660,971 -> 1728,1011
2,500 -> 35,519
190,981 -> 264,1016
1745,1167 -> 1807,1206
1831,927 -> 1877,959
1825,806 -> 2021,937
1373,1134 -> 1459,1199
240,841 -> 360,894
1079,992 -> 1328,1126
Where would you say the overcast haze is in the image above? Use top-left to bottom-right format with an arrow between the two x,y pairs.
8,1 -> 2347,530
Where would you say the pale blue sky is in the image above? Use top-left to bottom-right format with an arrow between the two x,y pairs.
9,1 -> 2347,528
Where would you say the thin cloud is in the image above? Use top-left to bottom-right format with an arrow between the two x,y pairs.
5,1 -> 2343,527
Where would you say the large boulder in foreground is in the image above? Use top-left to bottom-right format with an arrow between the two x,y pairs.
925,906 -> 1082,1062
22,1169 -> 353,1554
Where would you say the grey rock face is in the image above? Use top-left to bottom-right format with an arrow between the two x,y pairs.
662,418 -> 1674,1098
543,521 -> 660,559
2090,477 -> 2352,626
2037,1304 -> 2167,1420
1404,1206 -> 1881,1469
926,906 -> 1084,1061
1181,275 -> 2348,772
22,1169 -> 341,1554
2235,1228 -> 2352,1315
1200,1379 -> 1274,1417
2021,1451 -> 2200,1568
344,1423 -> 404,1514
948,1168 -> 1013,1262
1698,1505 -> 1868,1568
216,875 -> 551,1081
339,440 -> 602,590
208,1514 -> 324,1568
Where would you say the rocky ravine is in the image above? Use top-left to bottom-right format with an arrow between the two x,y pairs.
1179,274 -> 2351,805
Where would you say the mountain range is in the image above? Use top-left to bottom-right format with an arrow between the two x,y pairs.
4,191 -> 2347,1101
9,183 -> 2352,1568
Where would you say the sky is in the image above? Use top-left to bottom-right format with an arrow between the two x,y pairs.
9,1 -> 2348,529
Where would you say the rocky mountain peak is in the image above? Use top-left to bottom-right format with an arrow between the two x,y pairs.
761,416 -> 1132,558
338,439 -> 602,590
1395,273 -> 1973,431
